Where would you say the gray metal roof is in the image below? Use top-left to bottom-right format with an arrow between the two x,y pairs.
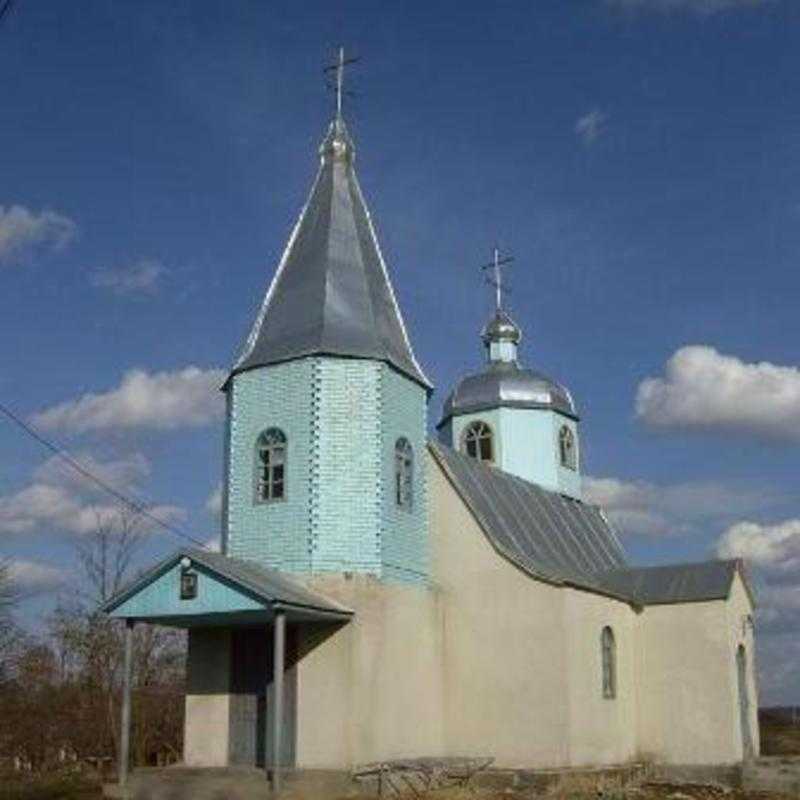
430,442 -> 749,606
438,360 -> 578,428
599,560 -> 748,606
101,547 -> 354,619
429,442 -> 629,597
228,116 -> 431,390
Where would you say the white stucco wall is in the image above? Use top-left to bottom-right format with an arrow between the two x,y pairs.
635,571 -> 758,765
294,576 -> 445,769
562,588 -> 638,766
183,452 -> 758,772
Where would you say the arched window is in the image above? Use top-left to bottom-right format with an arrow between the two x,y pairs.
559,425 -> 577,470
255,428 -> 286,503
601,626 -> 617,699
462,420 -> 494,463
395,438 -> 414,510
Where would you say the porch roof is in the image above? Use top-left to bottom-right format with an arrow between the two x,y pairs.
100,548 -> 354,626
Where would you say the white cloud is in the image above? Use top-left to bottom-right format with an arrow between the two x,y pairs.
33,452 -> 151,494
607,0 -> 770,13
717,519 -> 800,571
7,559 -> 64,592
635,345 -> 800,441
575,110 -> 608,145
32,366 -> 226,433
0,204 -> 77,265
206,484 -> 222,518
204,536 -> 221,553
0,452 -> 185,536
91,258 -> 164,295
584,474 -> 772,537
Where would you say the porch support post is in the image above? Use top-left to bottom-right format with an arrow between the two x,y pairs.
270,610 -> 286,793
119,619 -> 134,787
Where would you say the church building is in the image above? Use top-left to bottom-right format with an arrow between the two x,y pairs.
102,57 -> 759,787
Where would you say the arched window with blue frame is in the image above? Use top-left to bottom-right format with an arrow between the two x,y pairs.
255,428 -> 286,503
395,437 -> 414,510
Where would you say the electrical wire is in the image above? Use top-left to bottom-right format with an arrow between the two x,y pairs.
0,400 -> 212,550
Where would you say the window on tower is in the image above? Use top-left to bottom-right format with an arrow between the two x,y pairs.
255,428 -> 286,503
559,425 -> 577,470
395,437 -> 414,510
462,420 -> 494,464
601,626 -> 617,699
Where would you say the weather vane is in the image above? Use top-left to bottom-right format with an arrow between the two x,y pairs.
324,46 -> 359,120
481,246 -> 514,312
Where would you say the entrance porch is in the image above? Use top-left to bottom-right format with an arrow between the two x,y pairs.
101,548 -> 353,794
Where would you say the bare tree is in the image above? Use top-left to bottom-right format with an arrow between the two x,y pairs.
76,506 -> 148,607
0,559 -> 20,683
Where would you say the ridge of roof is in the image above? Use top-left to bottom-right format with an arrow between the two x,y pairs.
227,116 -> 431,390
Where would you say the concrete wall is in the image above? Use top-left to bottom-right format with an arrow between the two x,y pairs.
184,629 -> 232,767
562,588 -> 638,766
293,575 -> 444,769
634,574 -> 758,765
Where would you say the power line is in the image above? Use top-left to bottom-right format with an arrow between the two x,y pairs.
0,400 -> 212,550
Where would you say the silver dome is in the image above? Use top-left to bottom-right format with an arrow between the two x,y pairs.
481,309 -> 522,345
438,360 -> 578,427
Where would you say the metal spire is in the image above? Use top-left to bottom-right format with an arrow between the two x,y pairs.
325,46 -> 359,121
481,247 -> 514,312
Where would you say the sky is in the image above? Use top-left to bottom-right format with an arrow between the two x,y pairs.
1,0 -> 799,704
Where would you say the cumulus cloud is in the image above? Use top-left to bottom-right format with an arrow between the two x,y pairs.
584,475 -> 774,537
7,559 -> 64,592
33,452 -> 151,494
0,452 -> 185,536
91,259 -> 164,295
575,110 -> 608,145
713,517 -> 800,703
717,519 -> 800,572
607,0 -> 770,13
635,346 -> 800,441
32,366 -> 226,433
0,205 -> 77,265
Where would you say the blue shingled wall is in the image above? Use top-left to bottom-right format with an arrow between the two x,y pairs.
226,362 -> 314,571
224,356 -> 429,583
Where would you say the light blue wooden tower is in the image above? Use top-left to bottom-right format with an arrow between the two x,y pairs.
437,250 -> 581,499
220,84 -> 432,583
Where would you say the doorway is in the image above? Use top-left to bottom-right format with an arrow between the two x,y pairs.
737,644 -> 754,760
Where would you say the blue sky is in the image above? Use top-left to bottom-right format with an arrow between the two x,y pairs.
1,0 -> 799,703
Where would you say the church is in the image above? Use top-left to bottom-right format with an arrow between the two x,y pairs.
102,57 -> 759,789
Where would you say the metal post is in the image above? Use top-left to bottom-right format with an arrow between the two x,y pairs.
119,619 -> 134,788
271,611 -> 286,793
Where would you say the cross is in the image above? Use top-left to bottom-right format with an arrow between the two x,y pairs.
324,46 -> 359,120
481,247 -> 514,312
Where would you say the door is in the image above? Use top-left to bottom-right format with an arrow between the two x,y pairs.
737,645 -> 754,760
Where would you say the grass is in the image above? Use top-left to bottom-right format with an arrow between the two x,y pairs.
0,772 -> 102,800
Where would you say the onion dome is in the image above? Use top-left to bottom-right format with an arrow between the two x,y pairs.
481,309 -> 522,346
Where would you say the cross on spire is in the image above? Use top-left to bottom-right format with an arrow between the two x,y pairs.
325,46 -> 359,120
481,247 -> 514,312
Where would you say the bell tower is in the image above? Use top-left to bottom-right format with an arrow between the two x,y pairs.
221,51 -> 432,583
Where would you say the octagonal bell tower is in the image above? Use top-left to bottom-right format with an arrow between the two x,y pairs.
220,63 -> 432,583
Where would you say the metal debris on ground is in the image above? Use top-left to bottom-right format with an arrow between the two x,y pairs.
353,756 -> 495,797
